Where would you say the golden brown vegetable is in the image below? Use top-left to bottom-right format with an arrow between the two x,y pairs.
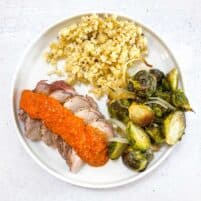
129,102 -> 154,126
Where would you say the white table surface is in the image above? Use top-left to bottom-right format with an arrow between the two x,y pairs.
0,0 -> 201,200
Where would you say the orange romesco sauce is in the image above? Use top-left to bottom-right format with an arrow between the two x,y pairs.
20,90 -> 108,166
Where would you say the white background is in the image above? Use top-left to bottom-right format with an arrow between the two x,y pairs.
0,0 -> 200,200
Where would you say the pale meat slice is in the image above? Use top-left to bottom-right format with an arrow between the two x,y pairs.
85,95 -> 98,110
34,80 -> 76,96
24,116 -> 42,141
34,80 -> 50,95
66,149 -> 84,173
49,80 -> 76,95
75,109 -> 103,124
90,120 -> 114,140
64,95 -> 92,113
41,125 -> 58,148
19,109 -> 42,141
56,136 -> 84,173
50,90 -> 72,103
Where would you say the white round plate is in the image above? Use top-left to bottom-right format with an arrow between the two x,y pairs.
11,13 -> 182,189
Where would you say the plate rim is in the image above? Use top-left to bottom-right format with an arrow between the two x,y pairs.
11,12 -> 183,189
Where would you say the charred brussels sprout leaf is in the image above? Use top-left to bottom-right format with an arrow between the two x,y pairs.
126,122 -> 151,151
150,69 -> 165,84
109,142 -> 128,160
161,78 -> 171,91
164,111 -> 186,145
146,125 -> 165,144
129,103 -> 154,126
122,147 -> 152,172
167,68 -> 179,91
144,149 -> 154,162
154,90 -> 171,102
172,89 -> 192,111
131,70 -> 157,97
151,105 -> 165,117
108,101 -> 129,123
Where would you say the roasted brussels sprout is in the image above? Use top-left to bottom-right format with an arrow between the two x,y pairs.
146,125 -> 165,144
109,141 -> 128,160
167,68 -> 178,91
122,147 -> 152,171
129,103 -> 154,126
172,89 -> 192,111
150,69 -> 165,84
164,111 -> 186,145
126,122 -> 151,151
108,101 -> 129,123
131,70 -> 157,97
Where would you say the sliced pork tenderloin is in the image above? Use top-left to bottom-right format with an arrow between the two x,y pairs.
90,120 -> 114,140
19,80 -> 114,173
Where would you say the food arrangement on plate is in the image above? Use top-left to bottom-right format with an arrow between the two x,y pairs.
18,14 -> 192,174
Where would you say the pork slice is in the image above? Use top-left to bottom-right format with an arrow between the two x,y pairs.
85,95 -> 98,110
24,116 -> 42,141
34,80 -> 50,95
64,95 -> 92,113
34,80 -> 76,96
41,125 -> 58,148
49,90 -> 72,103
90,120 -> 114,140
65,149 -> 84,173
49,80 -> 76,95
56,136 -> 84,173
75,109 -> 104,124
55,136 -> 71,159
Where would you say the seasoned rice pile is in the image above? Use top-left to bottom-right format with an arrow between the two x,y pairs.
45,14 -> 148,97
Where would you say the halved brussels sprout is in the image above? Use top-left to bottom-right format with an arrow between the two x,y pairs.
164,111 -> 186,145
108,100 -> 129,123
172,89 -> 192,111
126,122 -> 151,151
122,147 -> 153,172
167,68 -> 179,91
129,102 -> 154,126
131,70 -> 157,97
146,125 -> 165,144
109,141 -> 128,160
